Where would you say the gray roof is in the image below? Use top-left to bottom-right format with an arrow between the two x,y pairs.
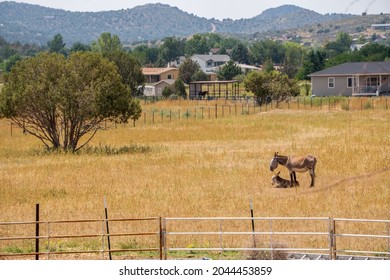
192,54 -> 231,62
309,62 -> 390,77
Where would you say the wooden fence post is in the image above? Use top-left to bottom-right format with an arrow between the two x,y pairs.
328,217 -> 337,260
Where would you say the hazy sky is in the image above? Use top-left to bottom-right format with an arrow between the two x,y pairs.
2,0 -> 389,19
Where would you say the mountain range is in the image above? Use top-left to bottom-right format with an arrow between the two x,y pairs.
0,1 -> 368,46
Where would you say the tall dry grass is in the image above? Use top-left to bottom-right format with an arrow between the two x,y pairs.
0,101 -> 389,258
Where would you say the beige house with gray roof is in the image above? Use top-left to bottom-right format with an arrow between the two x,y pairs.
309,62 -> 390,96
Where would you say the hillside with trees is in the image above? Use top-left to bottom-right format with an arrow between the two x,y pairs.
0,2 -> 357,46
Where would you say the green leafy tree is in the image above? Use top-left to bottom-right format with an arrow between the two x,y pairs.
282,42 -> 304,79
217,60 -> 242,80
158,37 -> 185,65
162,85 -> 173,98
244,71 -> 299,103
91,33 -> 122,55
324,31 -> 352,55
0,52 -> 141,152
3,54 -> 22,72
244,71 -> 271,102
178,58 -> 203,84
131,44 -> 159,66
267,71 -> 300,100
70,42 -> 91,52
173,79 -> 187,98
231,43 -> 249,64
47,33 -> 67,55
249,39 -> 285,65
296,49 -> 326,80
192,69 -> 208,81
185,34 -> 209,56
263,58 -> 275,73
104,51 -> 146,96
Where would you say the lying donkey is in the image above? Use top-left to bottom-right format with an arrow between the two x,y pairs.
271,171 -> 299,188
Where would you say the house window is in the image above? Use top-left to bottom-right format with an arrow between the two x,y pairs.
328,77 -> 335,88
207,60 -> 213,67
167,74 -> 173,79
366,76 -> 379,87
347,77 -> 357,88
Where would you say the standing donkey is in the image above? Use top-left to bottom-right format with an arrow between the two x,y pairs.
269,152 -> 317,187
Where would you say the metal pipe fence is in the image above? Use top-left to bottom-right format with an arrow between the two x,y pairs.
0,217 -> 162,260
1,216 -> 389,260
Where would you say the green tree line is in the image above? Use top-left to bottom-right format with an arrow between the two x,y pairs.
2,31 -> 390,80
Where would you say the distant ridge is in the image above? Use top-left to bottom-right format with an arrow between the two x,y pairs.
0,1 -> 354,45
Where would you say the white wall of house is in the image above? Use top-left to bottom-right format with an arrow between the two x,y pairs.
143,85 -> 156,97
143,81 -> 174,97
191,54 -> 230,73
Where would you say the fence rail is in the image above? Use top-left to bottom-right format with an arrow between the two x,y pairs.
0,216 -> 162,260
1,216 -> 389,260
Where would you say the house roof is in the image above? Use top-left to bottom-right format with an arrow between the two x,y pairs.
142,67 -> 178,75
309,62 -> 390,77
152,79 -> 175,86
192,54 -> 231,62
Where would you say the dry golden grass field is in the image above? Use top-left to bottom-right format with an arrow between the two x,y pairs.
0,98 -> 389,259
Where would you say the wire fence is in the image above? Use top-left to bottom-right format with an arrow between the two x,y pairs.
0,96 -> 388,133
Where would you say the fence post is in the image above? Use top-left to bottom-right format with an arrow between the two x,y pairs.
250,199 -> 256,248
161,218 -> 167,260
104,197 -> 112,260
387,222 -> 390,260
329,217 -> 336,260
269,220 -> 274,260
159,217 -> 163,260
35,204 -> 40,260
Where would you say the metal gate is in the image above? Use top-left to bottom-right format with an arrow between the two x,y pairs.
1,216 -> 389,260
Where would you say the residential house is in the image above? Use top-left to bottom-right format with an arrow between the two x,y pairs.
309,62 -> 390,96
371,24 -> 390,30
191,54 -> 231,80
168,54 -> 232,80
238,64 -> 261,74
143,80 -> 175,97
142,67 -> 179,84
141,67 -> 179,96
